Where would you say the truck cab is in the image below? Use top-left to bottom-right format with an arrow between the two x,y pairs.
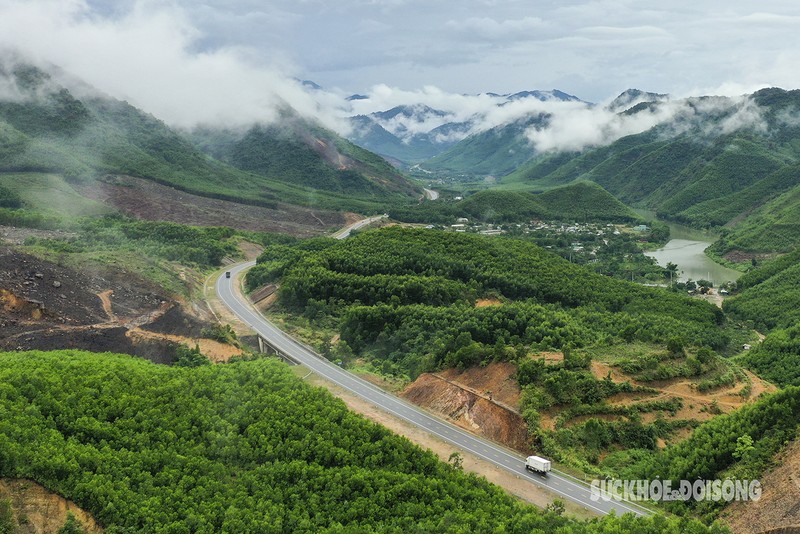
525,455 -> 551,475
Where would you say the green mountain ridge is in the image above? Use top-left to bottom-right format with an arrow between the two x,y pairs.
421,114 -> 547,177
189,111 -> 419,198
0,60 -> 420,212
388,181 -> 641,224
502,89 -> 800,254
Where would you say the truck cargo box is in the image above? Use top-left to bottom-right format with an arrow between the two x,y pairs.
525,455 -> 551,474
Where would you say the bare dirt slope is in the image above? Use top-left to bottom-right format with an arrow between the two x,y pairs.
76,175 -> 346,237
401,351 -> 776,457
589,360 -> 776,425
402,363 -> 530,452
0,247 -> 242,362
721,439 -> 800,534
0,479 -> 102,533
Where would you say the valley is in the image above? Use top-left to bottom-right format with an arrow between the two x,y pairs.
0,48 -> 799,534
642,217 -> 744,285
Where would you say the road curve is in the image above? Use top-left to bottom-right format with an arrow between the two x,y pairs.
330,214 -> 388,240
423,188 -> 439,200
216,264 -> 652,518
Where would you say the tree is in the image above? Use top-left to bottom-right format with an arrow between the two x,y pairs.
733,435 -> 755,461
174,344 -> 210,367
665,262 -> 679,284
448,452 -> 464,470
667,337 -> 684,355
546,499 -> 565,516
58,513 -> 87,534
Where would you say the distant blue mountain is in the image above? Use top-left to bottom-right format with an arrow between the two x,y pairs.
346,89 -> 587,166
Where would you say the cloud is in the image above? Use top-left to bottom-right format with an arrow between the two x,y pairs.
445,16 -> 547,41
0,0 -> 346,131
0,0 -> 793,148
525,95 -> 769,153
735,12 -> 800,25
575,25 -> 671,42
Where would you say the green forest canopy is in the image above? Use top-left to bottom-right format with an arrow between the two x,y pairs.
0,350 -> 722,533
252,227 -> 728,379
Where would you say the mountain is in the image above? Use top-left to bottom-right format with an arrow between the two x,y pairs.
188,109 -> 420,199
420,114 -> 547,177
0,59 -> 420,212
505,88 -> 800,254
724,247 -> 800,333
608,89 -> 669,112
505,89 -> 583,102
347,113 -> 469,164
388,181 -> 641,224
346,89 -> 584,166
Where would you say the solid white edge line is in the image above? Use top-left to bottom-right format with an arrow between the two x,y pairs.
217,263 -> 652,518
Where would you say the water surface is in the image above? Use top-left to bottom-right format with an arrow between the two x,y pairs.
637,210 -> 742,285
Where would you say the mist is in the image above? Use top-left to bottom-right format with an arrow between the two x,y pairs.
0,0 -> 778,156
345,84 -> 772,155
0,0 -> 348,132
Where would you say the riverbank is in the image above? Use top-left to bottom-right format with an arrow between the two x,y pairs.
636,211 -> 742,285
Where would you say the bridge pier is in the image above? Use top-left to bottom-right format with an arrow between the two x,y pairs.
257,335 -> 299,365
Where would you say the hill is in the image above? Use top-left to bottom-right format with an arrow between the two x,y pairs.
346,90 -> 583,168
724,249 -> 800,387
189,110 -> 420,199
0,59 -> 420,213
388,181 -> 641,224
421,114 -> 547,177
0,350 -> 714,533
505,89 -> 800,255
256,227 -> 728,377
723,247 -> 800,333
619,385 -> 800,520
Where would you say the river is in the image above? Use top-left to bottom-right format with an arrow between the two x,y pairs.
637,211 -> 743,285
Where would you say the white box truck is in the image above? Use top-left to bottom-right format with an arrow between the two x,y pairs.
525,455 -> 551,475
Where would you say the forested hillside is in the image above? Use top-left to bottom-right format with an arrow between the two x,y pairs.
0,60 -> 419,212
620,385 -> 800,520
189,110 -> 419,198
388,182 -> 641,224
252,228 -> 726,377
725,248 -> 800,333
726,249 -> 800,386
422,114 -> 547,176
0,350 -> 720,533
503,89 -> 800,254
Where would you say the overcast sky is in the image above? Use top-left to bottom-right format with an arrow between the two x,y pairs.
1,0 -> 800,131
84,0 -> 800,101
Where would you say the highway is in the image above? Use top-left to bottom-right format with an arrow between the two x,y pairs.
215,224 -> 652,517
330,214 -> 388,239
216,268 -> 651,517
423,188 -> 439,200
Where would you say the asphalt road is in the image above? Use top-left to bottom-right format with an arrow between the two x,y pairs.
216,262 -> 652,518
423,188 -> 439,200
330,214 -> 388,239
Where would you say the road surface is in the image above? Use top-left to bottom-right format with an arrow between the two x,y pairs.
215,264 -> 652,518
330,214 -> 387,240
423,188 -> 439,200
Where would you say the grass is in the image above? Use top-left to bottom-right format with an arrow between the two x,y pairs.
21,246 -> 193,298
0,173 -> 112,219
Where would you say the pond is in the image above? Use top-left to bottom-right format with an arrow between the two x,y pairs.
637,211 -> 743,285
